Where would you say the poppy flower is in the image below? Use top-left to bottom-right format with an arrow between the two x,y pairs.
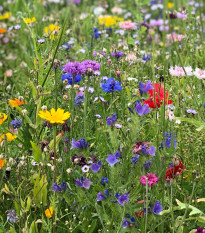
0,158 -> 6,169
9,98 -> 27,107
144,83 -> 173,108
165,161 -> 185,180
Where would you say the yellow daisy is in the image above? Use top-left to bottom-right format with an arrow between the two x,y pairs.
0,113 -> 8,125
0,133 -> 17,143
38,108 -> 71,124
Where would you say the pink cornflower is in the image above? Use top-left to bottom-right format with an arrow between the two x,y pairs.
193,68 -> 205,80
166,33 -> 184,42
176,12 -> 187,19
140,173 -> 159,187
119,20 -> 135,30
169,66 -> 193,77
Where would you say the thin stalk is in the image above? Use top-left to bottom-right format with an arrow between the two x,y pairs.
145,177 -> 148,233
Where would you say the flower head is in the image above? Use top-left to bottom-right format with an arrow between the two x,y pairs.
193,68 -> 205,80
91,161 -> 102,173
38,108 -> 71,124
153,201 -> 163,215
139,81 -> 153,96
135,101 -> 150,116
101,77 -> 122,92
75,176 -> 91,189
71,138 -> 89,149
140,173 -> 159,187
62,73 -> 82,85
165,161 -> 185,180
45,207 -> 53,218
0,133 -> 17,143
118,194 -> 130,206
7,210 -> 18,223
44,24 -> 60,40
106,154 -> 119,166
9,98 -> 27,107
10,118 -> 22,129
0,158 -> 6,169
0,113 -> 7,125
119,20 -> 135,30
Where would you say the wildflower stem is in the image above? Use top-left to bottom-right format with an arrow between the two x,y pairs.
53,124 -> 57,233
145,177 -> 148,233
54,69 -> 58,110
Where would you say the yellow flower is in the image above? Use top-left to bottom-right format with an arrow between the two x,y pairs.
0,158 -> 6,169
0,133 -> 17,143
98,16 -> 124,27
167,2 -> 174,9
0,12 -> 11,21
44,24 -> 60,40
0,113 -> 8,125
45,207 -> 53,218
38,108 -> 71,124
23,17 -> 36,24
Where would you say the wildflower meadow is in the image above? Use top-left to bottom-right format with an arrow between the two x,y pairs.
0,0 -> 205,232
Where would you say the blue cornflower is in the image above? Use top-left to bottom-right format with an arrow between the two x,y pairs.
101,77 -> 122,92
62,73 -> 82,85
10,118 -> 22,129
100,177 -> 108,185
71,138 -> 89,149
74,93 -> 84,106
153,201 -> 163,215
106,113 -> 117,126
142,54 -> 151,61
131,154 -> 140,166
135,101 -> 150,116
106,154 -> 119,167
139,81 -> 153,96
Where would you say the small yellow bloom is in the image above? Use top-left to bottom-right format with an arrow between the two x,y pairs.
0,113 -> 8,125
45,207 -> 53,218
0,133 -> 17,143
0,12 -> 11,21
44,24 -> 60,40
38,108 -> 71,124
167,2 -> 174,9
98,16 -> 124,27
0,158 -> 6,169
23,17 -> 36,24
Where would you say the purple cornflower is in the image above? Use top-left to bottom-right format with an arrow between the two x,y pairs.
111,51 -> 124,59
91,161 -> 102,173
63,61 -> 85,76
153,201 -> 163,215
106,154 -> 119,166
118,194 -> 130,206
106,113 -> 117,126
75,176 -> 91,189
7,210 -> 18,223
80,59 -> 101,73
71,138 -> 89,149
10,118 -> 22,128
139,80 -> 153,96
101,77 -> 122,92
74,93 -> 84,106
135,101 -> 150,116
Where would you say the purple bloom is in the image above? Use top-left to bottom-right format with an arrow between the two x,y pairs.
60,182 -> 66,190
186,109 -> 197,114
7,210 -> 18,223
97,192 -> 106,201
52,183 -> 61,192
118,194 -> 130,206
64,62 -> 85,76
75,177 -> 91,189
115,51 -> 124,58
37,39 -> 45,44
115,123 -> 122,129
71,138 -> 89,149
106,113 -> 117,126
100,177 -> 108,185
143,159 -> 152,170
153,201 -> 163,215
62,73 -> 82,85
122,219 -> 129,228
147,146 -> 156,156
91,161 -> 102,173
102,77 -> 122,92
131,154 -> 140,166
142,54 -> 151,61
136,102 -> 151,116
115,150 -> 121,159
74,93 -> 84,106
80,59 -> 101,72
10,118 -> 22,129
161,132 -> 177,149
139,80 -> 153,96
106,154 -> 119,166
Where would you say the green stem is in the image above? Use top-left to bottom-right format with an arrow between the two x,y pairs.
145,178 -> 148,233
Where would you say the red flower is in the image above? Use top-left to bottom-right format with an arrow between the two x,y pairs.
144,83 -> 173,108
165,161 -> 185,180
135,211 -> 144,218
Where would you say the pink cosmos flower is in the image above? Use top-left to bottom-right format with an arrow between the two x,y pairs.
140,173 -> 159,187
119,20 -> 135,30
193,68 -> 205,80
166,33 -> 184,42
169,66 -> 193,77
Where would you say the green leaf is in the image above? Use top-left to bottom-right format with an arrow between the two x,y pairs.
26,196 -> 31,212
30,141 -> 42,163
49,133 -> 63,151
29,221 -> 38,233
176,199 -> 203,216
126,37 -> 135,46
140,26 -> 147,33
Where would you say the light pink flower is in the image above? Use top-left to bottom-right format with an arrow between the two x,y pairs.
176,12 -> 187,19
193,68 -> 205,80
119,20 -> 135,30
9,127 -> 18,133
169,66 -> 193,77
166,33 -> 184,42
140,173 -> 159,187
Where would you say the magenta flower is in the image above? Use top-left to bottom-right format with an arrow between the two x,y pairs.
140,173 -> 159,187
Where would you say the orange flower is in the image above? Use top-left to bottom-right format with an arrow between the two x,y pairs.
9,98 -> 27,107
45,207 -> 53,218
0,133 -> 17,143
0,159 -> 5,169
0,28 -> 6,34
